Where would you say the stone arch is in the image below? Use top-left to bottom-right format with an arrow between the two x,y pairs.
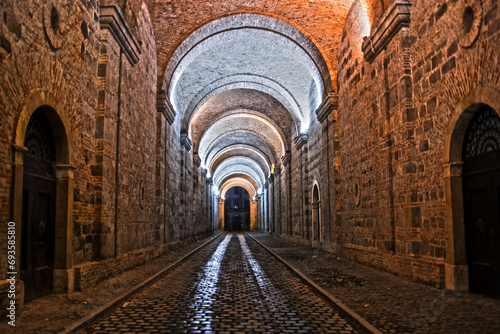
11,89 -> 75,297
196,112 -> 287,159
185,77 -> 302,134
220,178 -> 257,199
163,13 -> 334,133
444,86 -> 500,292
161,12 -> 334,95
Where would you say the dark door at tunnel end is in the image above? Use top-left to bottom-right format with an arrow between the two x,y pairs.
232,215 -> 242,231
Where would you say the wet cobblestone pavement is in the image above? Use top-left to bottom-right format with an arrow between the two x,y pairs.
250,233 -> 500,334
84,233 -> 360,334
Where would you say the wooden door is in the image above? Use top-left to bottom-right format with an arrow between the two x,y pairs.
462,105 -> 500,297
21,174 -> 56,300
21,109 -> 57,301
233,215 -> 242,231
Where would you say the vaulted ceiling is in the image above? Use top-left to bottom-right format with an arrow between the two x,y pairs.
163,14 -> 334,196
119,0 -> 390,197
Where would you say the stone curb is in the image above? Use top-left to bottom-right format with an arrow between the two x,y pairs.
246,233 -> 383,334
59,233 -> 223,334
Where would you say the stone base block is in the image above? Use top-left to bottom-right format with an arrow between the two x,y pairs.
445,263 -> 469,292
53,268 -> 75,294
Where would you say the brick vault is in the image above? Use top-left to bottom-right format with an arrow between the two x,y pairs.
0,0 -> 499,315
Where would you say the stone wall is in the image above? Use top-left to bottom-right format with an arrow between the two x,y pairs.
74,233 -> 207,291
336,0 -> 500,287
0,0 -> 214,314
0,0 -> 99,274
1,0 -> 499,313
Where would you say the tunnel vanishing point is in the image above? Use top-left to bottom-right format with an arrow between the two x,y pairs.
0,0 -> 499,319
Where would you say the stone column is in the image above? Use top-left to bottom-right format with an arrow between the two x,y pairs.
268,174 -> 274,233
274,165 -> 281,236
294,133 -> 309,239
444,161 -> 469,291
315,92 -> 338,246
157,91 -> 176,244
53,164 -> 75,294
264,181 -> 269,232
180,130 -> 192,239
281,151 -> 292,236
250,198 -> 258,231
218,196 -> 225,231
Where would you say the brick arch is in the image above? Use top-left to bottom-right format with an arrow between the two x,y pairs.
189,89 -> 294,154
196,111 -> 287,160
209,144 -> 272,180
213,156 -> 267,190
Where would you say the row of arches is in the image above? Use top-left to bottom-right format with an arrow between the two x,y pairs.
4,0 -> 499,304
12,98 -> 500,300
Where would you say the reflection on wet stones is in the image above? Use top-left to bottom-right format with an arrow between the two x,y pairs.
85,233 -> 360,333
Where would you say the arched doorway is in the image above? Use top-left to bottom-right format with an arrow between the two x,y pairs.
312,184 -> 321,243
224,186 -> 250,231
21,107 -> 58,300
461,104 -> 500,297
12,94 -> 75,299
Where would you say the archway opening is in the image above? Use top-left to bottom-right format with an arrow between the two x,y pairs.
224,186 -> 250,231
461,104 -> 500,297
312,184 -> 321,243
21,106 -> 58,300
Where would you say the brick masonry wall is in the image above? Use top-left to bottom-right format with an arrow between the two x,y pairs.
307,114 -> 333,247
337,0 -> 500,287
0,0 -> 213,297
115,3 -> 159,256
1,0 -> 499,300
0,0 -> 99,278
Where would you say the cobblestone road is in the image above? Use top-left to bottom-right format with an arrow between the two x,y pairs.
84,233 -> 360,334
250,233 -> 500,334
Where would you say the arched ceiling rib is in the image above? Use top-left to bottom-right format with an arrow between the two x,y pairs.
209,145 -> 271,179
159,12 -> 336,197
198,113 -> 285,163
164,13 -> 331,95
202,130 -> 278,169
190,89 -> 294,151
219,174 -> 259,199
124,0 -> 383,199
213,157 -> 266,189
185,75 -> 301,131
166,14 -> 330,134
